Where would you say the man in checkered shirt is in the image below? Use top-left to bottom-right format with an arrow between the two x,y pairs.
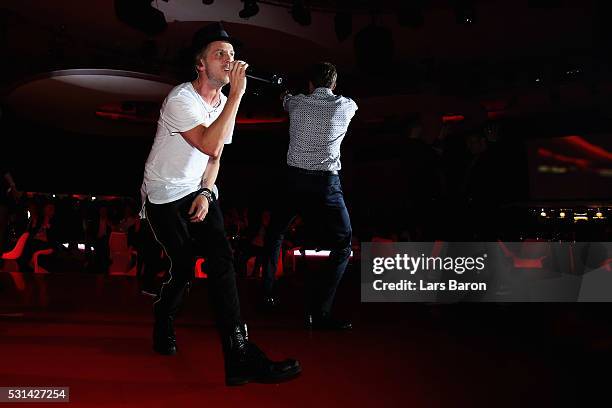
261,62 -> 357,330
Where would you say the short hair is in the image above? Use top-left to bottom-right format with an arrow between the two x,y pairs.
308,62 -> 337,89
193,43 -> 213,69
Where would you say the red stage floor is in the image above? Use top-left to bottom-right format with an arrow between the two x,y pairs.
0,269 -> 610,407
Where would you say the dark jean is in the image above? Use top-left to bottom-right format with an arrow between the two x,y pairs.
145,191 -> 241,330
262,166 -> 352,314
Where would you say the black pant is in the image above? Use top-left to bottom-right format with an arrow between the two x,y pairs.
146,191 -> 241,330
262,167 -> 352,313
136,221 -> 165,289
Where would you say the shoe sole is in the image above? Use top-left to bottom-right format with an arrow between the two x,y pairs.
226,365 -> 302,386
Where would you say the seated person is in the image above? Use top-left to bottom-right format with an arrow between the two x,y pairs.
19,202 -> 58,272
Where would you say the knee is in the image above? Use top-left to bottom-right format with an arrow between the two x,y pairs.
205,248 -> 236,277
214,242 -> 234,264
346,228 -> 353,244
330,244 -> 351,261
206,262 -> 236,281
164,273 -> 192,290
166,255 -> 196,279
334,228 -> 352,250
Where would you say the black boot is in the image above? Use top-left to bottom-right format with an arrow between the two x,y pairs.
223,323 -> 301,386
153,314 -> 177,355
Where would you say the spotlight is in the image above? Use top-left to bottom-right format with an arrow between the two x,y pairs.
559,211 -> 566,218
564,67 -> 582,81
239,0 -> 259,19
292,0 -> 311,26
574,212 -> 588,222
540,211 -> 547,217
454,0 -> 476,25
202,0 -> 214,4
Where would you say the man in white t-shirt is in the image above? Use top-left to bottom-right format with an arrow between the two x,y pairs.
140,22 -> 300,386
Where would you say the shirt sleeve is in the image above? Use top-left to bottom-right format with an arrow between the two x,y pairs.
347,97 -> 358,114
224,125 -> 234,145
161,93 -> 205,133
220,95 -> 233,145
283,93 -> 299,112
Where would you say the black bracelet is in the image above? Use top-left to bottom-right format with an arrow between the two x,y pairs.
198,188 -> 213,204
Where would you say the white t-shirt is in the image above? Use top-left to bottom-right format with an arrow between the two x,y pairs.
141,82 -> 232,213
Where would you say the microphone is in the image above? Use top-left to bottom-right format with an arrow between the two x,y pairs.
245,68 -> 284,87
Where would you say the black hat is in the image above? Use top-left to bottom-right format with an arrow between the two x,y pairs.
191,22 -> 241,55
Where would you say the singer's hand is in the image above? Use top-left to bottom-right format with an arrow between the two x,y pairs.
188,195 -> 209,223
229,60 -> 248,96
280,89 -> 291,101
